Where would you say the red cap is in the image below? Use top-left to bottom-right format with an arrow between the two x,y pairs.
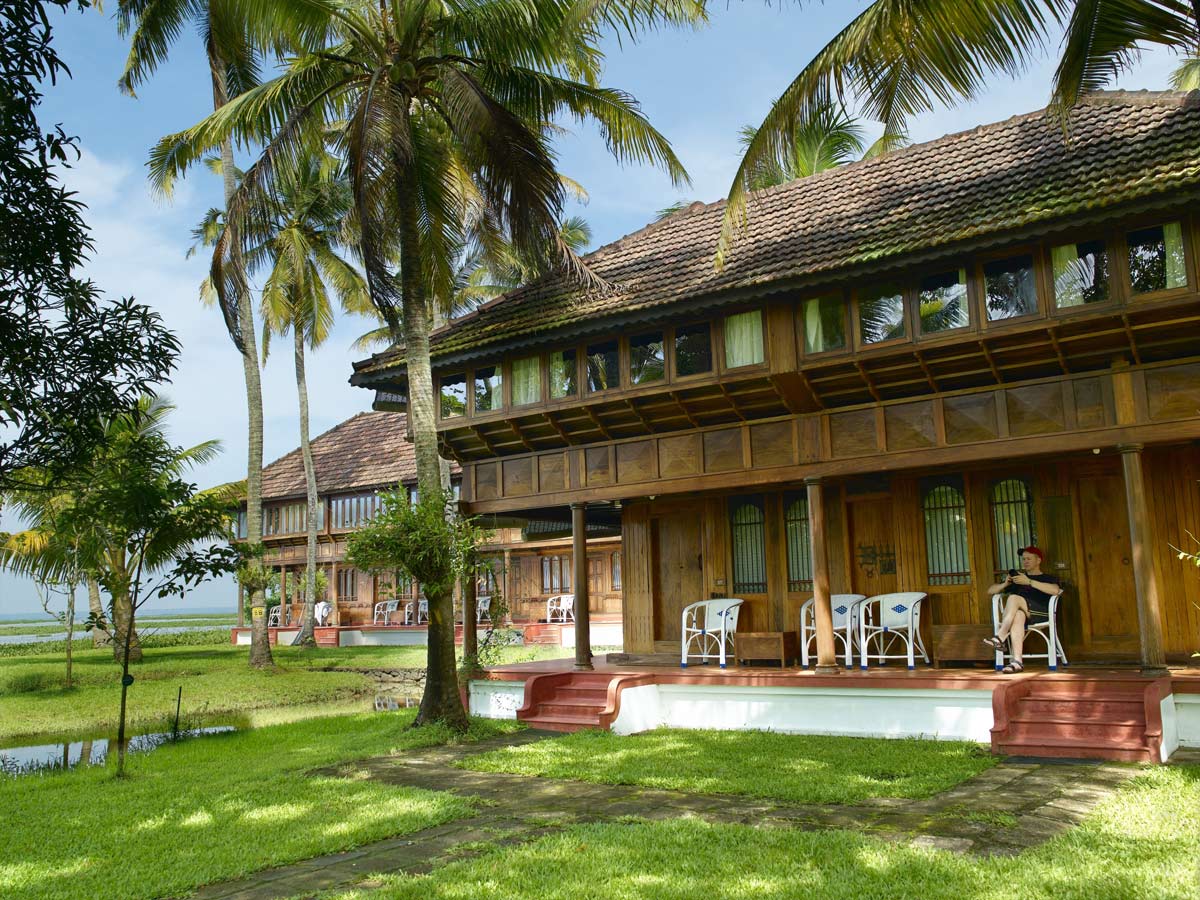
1019,546 -> 1044,561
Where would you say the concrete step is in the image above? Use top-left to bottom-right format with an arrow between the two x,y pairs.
1018,696 -> 1144,718
536,700 -> 606,719
1004,718 -> 1146,745
553,686 -> 609,703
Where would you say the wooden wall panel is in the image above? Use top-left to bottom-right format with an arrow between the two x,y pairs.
1145,362 -> 1200,421
703,428 -> 743,473
538,454 -> 566,493
750,421 -> 795,468
659,433 -> 701,478
616,440 -> 656,483
829,409 -> 877,457
944,395 -> 999,443
1006,383 -> 1066,436
885,402 -> 937,451
1145,444 -> 1200,657
502,458 -> 533,496
476,462 -> 499,500
585,446 -> 612,486
621,502 -> 654,654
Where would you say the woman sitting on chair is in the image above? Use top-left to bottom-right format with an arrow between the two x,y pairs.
983,547 -> 1060,674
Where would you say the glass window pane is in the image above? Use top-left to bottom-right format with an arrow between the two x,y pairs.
990,478 -> 1035,574
983,254 -> 1038,321
474,365 -> 502,412
549,349 -> 577,399
918,269 -> 970,334
922,481 -> 970,585
858,283 -> 906,344
724,310 -> 764,368
586,340 -> 619,392
629,332 -> 665,384
1128,223 -> 1187,294
784,496 -> 812,591
674,323 -> 712,376
729,499 -> 767,593
511,356 -> 540,406
440,373 -> 466,418
802,294 -> 846,354
1053,240 -> 1110,308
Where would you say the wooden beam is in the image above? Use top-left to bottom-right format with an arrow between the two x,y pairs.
912,348 -> 940,393
470,425 -> 500,456
718,383 -> 748,421
1117,443 -> 1167,674
624,398 -> 655,433
583,406 -> 613,440
767,375 -> 803,414
853,361 -> 883,403
796,369 -> 826,410
1120,313 -> 1144,365
571,502 -> 592,671
542,412 -> 575,445
508,419 -> 535,452
978,340 -> 1003,383
668,391 -> 701,428
1046,325 -> 1071,375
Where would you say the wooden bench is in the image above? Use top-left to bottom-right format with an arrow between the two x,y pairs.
736,631 -> 799,667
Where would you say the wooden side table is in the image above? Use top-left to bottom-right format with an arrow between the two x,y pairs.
932,624 -> 997,667
736,631 -> 799,667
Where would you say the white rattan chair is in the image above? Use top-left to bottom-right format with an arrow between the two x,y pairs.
546,593 -> 574,623
800,593 -> 867,668
680,598 -> 744,669
416,597 -> 428,624
992,590 -> 1068,671
373,599 -> 400,625
476,594 -> 492,623
858,592 -> 930,670
267,606 -> 281,627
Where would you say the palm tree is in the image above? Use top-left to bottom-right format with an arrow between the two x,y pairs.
115,0 -> 303,667
150,0 -> 690,729
719,1 -> 1200,265
1171,55 -> 1200,89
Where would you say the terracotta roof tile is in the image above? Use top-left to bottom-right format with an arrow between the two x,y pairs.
355,91 -> 1200,376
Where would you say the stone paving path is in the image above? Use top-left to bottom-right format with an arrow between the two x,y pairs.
189,731 -> 1139,900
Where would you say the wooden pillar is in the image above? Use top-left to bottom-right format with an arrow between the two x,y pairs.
572,502 -> 592,671
462,566 -> 479,675
502,549 -> 513,624
330,561 -> 340,627
805,477 -> 839,674
236,582 -> 245,628
280,565 -> 289,626
1117,444 -> 1168,674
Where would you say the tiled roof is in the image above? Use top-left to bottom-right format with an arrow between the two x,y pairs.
355,91 -> 1200,377
261,411 -> 458,500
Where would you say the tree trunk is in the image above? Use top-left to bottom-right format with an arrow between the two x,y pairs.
396,153 -> 468,732
210,52 -> 271,668
294,328 -> 318,648
87,578 -> 111,648
109,554 -> 142,664
64,582 -> 75,689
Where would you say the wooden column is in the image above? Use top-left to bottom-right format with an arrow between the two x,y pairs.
237,582 -> 245,628
280,565 -> 289,626
572,502 -> 592,671
461,567 -> 479,675
330,561 -> 340,627
502,549 -> 513,624
805,477 -> 839,674
1117,444 -> 1168,674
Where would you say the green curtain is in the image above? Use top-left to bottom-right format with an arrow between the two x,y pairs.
724,310 -> 764,368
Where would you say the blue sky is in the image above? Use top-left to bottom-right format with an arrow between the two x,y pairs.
0,3 -> 1182,614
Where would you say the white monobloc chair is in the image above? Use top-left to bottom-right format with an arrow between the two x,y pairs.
992,590 -> 1068,671
680,598 -> 744,669
546,593 -> 574,623
373,599 -> 399,625
800,593 -> 867,668
858,592 -> 930,670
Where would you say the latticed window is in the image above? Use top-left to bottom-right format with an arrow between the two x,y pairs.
730,497 -> 767,593
784,494 -> 812,591
922,479 -> 970,585
541,555 -> 572,593
990,478 -> 1035,574
337,568 -> 357,601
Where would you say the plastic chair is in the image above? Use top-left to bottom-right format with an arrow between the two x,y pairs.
266,607 -> 280,627
680,598 -> 744,669
800,593 -> 867,668
416,597 -> 429,624
858,592 -> 930,670
992,590 -> 1069,671
546,594 -> 574,623
476,594 -> 492,623
373,599 -> 400,625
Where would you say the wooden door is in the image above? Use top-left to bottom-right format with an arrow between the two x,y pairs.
1076,474 -> 1140,657
847,497 -> 898,597
653,508 -> 705,642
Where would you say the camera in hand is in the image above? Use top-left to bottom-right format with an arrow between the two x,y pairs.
1007,568 -> 1020,578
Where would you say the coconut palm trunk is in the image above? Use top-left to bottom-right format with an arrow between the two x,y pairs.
294,325 -> 318,648
109,560 -> 142,664
87,577 -> 110,648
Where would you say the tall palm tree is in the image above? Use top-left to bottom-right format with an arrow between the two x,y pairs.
719,0 -> 1200,265
150,0 -> 690,729
116,0 -> 303,667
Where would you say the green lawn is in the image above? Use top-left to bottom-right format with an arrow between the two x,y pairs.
321,764 -> 1200,900
0,710 -> 521,900
461,728 -> 996,804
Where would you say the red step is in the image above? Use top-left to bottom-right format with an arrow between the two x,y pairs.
516,672 -> 620,732
1017,696 -> 1143,719
996,735 -> 1153,763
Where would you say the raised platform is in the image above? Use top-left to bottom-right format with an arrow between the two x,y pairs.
469,657 -> 1200,762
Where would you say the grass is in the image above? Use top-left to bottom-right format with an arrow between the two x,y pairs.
0,710 -> 522,900
461,728 -> 996,804
317,764 -> 1200,900
0,642 -> 573,743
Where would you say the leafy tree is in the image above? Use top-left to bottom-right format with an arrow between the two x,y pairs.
720,0 -> 1200,265
151,0 -> 692,730
0,0 -> 178,493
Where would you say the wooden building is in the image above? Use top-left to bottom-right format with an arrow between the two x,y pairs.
352,92 -> 1200,674
237,411 -> 622,631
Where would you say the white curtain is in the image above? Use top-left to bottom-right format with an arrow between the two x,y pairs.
1165,222 -> 1187,289
512,356 -> 540,405
724,310 -> 764,368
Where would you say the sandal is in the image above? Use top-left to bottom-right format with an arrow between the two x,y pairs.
1002,659 -> 1024,674
982,636 -> 1005,651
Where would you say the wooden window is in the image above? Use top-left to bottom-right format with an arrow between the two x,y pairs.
729,497 -> 767,593
989,477 -> 1036,575
337,568 -> 357,601
1052,239 -> 1110,308
921,478 -> 970,585
439,374 -> 466,418
585,340 -> 619,392
629,332 -> 665,384
235,510 -> 247,539
264,502 -> 311,536
723,310 -> 764,368
1127,222 -> 1187,294
611,553 -> 622,591
802,294 -> 846,354
784,493 -> 812,591
477,560 -> 497,595
549,349 -> 577,398
983,254 -> 1038,321
674,323 -> 712,376
331,493 -> 377,529
857,282 -> 906,345
474,365 -> 502,412
540,555 -> 572,592
588,556 -> 604,595
511,355 -> 541,406
918,269 -> 970,334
